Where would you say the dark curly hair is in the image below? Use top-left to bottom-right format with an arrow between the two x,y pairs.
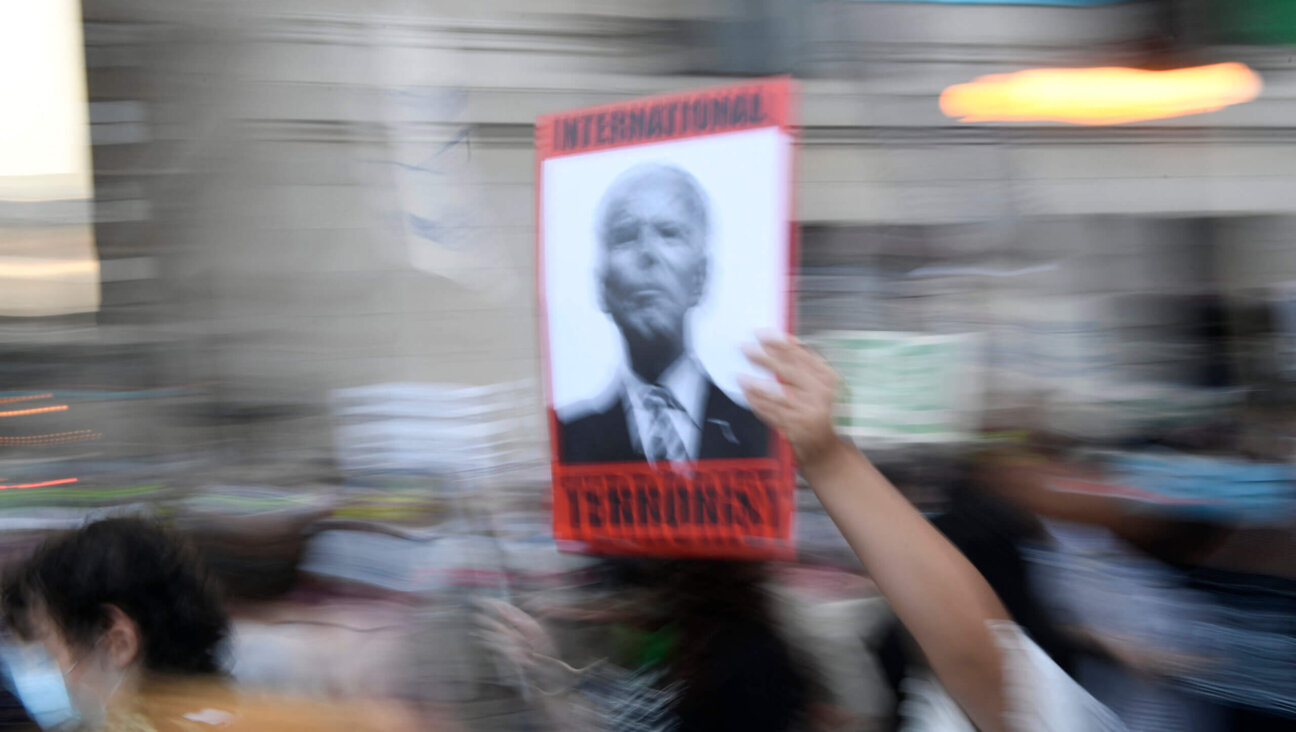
2,518 -> 229,676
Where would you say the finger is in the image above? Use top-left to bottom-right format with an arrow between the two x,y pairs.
476,608 -> 538,643
472,596 -> 509,616
753,327 -> 789,343
472,627 -> 520,647
742,341 -> 781,373
743,342 -> 810,390
740,379 -> 793,428
745,399 -> 789,431
476,635 -> 532,666
804,348 -> 838,387
478,597 -> 539,630
475,615 -> 525,644
763,333 -> 829,379
738,374 -> 788,405
520,593 -> 558,615
751,336 -> 821,391
472,628 -> 527,655
772,338 -> 838,396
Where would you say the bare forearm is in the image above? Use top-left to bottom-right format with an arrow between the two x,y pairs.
739,336 -> 1011,730
802,439 -> 1009,732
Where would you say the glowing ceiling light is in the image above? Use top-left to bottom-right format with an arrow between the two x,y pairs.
940,63 -> 1262,125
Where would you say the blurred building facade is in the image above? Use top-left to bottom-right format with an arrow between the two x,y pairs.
58,0 -> 1296,478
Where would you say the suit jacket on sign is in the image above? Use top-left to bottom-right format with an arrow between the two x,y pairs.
559,380 -> 769,464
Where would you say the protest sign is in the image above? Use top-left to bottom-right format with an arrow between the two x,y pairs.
536,78 -> 798,558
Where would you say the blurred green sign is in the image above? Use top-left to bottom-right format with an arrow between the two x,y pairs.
814,331 -> 983,443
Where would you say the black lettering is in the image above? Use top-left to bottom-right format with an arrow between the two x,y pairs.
695,476 -> 720,525
561,119 -> 579,150
705,485 -> 721,524
646,487 -> 662,525
596,113 -> 610,145
561,477 -> 582,529
750,91 -> 766,123
620,486 -> 636,526
635,475 -> 661,526
604,475 -> 633,526
610,110 -> 625,142
731,95 -> 748,126
580,114 -> 594,148
721,478 -> 734,526
712,96 -> 730,129
692,99 -> 708,131
585,490 -> 602,528
647,107 -> 663,137
628,107 -> 645,141
664,102 -> 678,136
736,491 -> 761,525
675,484 -> 691,525
606,483 -> 622,527
664,480 -> 677,527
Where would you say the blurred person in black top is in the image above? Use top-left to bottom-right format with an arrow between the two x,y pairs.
480,559 -> 819,732
663,561 -> 815,732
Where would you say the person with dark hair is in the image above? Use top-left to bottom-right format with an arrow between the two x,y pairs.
1,518 -> 418,731
2,518 -> 228,729
658,561 -> 816,732
479,559 -> 819,732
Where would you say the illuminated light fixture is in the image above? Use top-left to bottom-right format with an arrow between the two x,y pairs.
0,393 -> 53,404
940,62 -> 1262,125
0,478 -> 78,490
0,258 -> 99,280
0,405 -> 68,418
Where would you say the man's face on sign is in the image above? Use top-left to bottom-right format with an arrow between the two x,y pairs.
598,167 -> 708,354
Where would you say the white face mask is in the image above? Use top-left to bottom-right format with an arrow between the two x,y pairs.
0,643 -> 81,730
61,646 -> 125,732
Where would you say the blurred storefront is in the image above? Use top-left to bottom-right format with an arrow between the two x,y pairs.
49,0 -> 1296,472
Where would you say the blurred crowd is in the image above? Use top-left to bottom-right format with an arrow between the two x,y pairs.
4,0 -> 1296,730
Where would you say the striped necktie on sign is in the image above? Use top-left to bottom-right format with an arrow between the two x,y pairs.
641,386 -> 688,463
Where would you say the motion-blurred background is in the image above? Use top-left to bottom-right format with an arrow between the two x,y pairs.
2,0 -> 1295,729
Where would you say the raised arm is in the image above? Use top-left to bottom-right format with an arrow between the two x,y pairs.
741,335 -> 1010,732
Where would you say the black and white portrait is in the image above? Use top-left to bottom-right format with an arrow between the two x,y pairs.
542,129 -> 791,465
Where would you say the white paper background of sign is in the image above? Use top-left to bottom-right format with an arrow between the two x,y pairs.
543,127 -> 791,411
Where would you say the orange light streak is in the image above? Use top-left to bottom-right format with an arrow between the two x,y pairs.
0,478 -> 79,490
0,394 -> 53,404
0,405 -> 68,417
